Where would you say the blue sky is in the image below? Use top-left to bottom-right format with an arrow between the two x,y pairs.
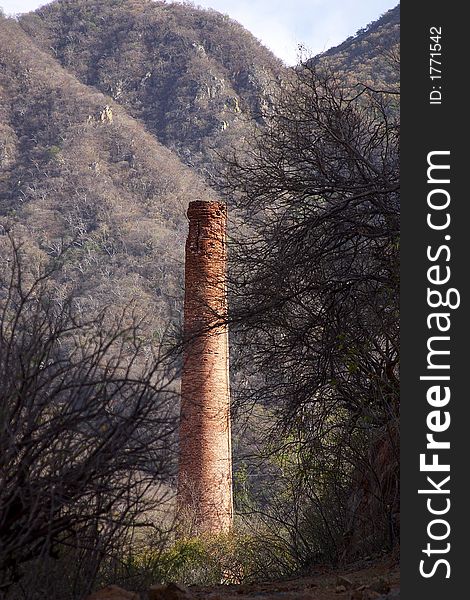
1,0 -> 398,64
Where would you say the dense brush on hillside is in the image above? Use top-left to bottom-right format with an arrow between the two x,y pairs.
312,5 -> 399,85
19,0 -> 284,177
1,14 -> 220,330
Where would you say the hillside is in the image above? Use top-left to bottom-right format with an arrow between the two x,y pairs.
0,12 -> 219,329
1,0 -> 288,352
312,5 -> 399,85
18,0 -> 285,179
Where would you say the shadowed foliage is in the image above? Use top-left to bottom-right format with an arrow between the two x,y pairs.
0,233 -> 179,597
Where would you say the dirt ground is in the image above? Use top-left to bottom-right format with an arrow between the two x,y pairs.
189,556 -> 400,599
89,556 -> 399,600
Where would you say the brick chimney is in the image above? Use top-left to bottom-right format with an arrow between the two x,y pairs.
178,200 -> 233,533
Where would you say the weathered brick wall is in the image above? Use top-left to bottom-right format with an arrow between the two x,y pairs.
178,200 -> 233,533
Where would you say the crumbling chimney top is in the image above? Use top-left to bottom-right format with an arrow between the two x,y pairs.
187,200 -> 227,220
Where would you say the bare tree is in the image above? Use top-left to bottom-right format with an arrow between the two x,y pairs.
0,233 -> 178,597
223,63 -> 399,562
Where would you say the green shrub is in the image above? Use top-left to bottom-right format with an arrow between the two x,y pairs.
119,526 -> 294,588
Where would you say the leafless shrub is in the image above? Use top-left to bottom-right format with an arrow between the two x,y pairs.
0,232 -> 179,597
223,63 -> 399,564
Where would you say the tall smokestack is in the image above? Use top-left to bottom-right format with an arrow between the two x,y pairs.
178,200 -> 233,533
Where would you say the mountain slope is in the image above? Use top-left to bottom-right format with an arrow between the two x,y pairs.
312,4 -> 399,85
1,0 -> 400,366
1,13 -> 218,326
19,0 -> 285,178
